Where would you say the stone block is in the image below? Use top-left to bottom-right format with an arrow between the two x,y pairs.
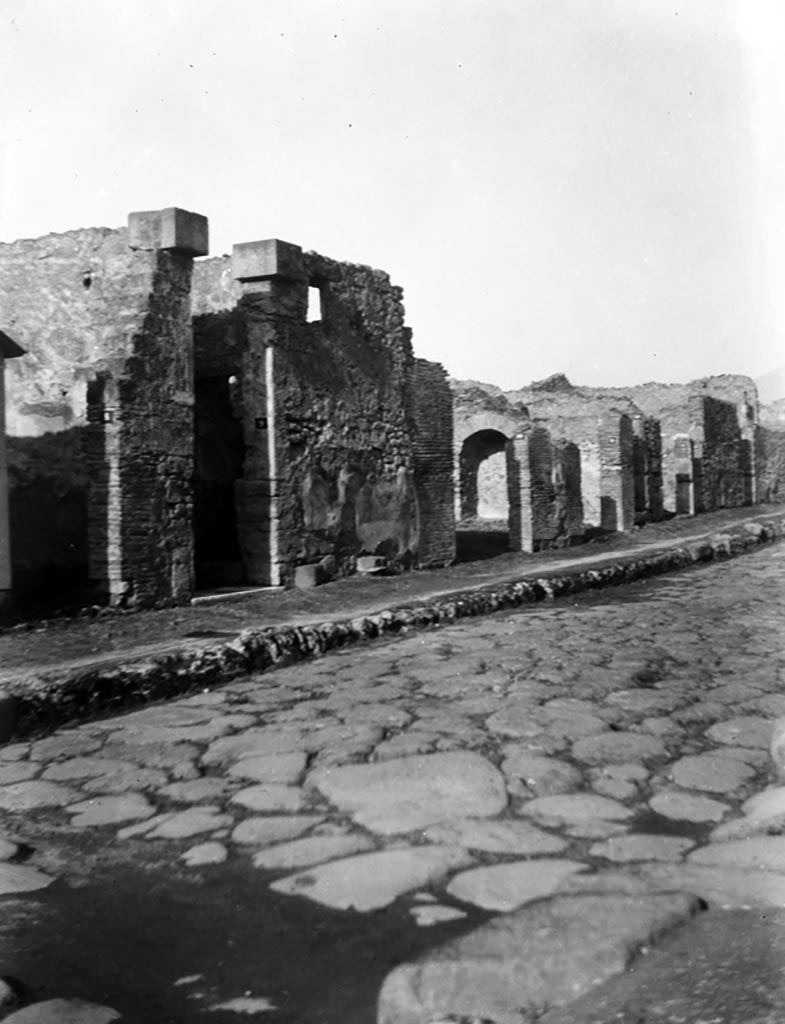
128,208 -> 209,257
232,239 -> 306,282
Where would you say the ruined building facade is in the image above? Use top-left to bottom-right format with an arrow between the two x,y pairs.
453,372 -> 783,552
0,210 -> 454,609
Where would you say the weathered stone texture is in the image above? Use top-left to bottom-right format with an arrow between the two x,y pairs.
0,214 -> 201,606
191,243 -> 448,587
410,359 -> 455,566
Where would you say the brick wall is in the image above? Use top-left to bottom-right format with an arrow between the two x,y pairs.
410,359 -> 456,566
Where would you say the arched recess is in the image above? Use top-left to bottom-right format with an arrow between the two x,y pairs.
459,428 -> 510,520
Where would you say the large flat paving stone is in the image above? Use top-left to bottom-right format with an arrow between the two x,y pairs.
572,731 -> 668,765
537,908 -> 785,1024
667,753 -> 756,793
500,749 -> 583,796
519,793 -> 633,829
705,716 -> 773,749
688,835 -> 785,872
635,861 -> 785,909
446,859 -> 587,911
0,781 -> 81,811
589,834 -> 695,863
710,785 -> 785,841
377,892 -> 700,1024
0,863 -> 56,895
423,818 -> 567,855
251,833 -> 375,870
1,999 -> 120,1023
648,789 -> 730,823
230,815 -> 326,847
66,793 -> 156,827
270,845 -> 473,911
307,752 -> 507,834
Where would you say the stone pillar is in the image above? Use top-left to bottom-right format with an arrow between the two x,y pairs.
506,432 -> 534,553
0,331 -> 25,606
599,413 -> 635,532
87,207 -> 208,606
231,239 -> 308,587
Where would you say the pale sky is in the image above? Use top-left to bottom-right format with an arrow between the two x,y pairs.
2,0 -> 784,392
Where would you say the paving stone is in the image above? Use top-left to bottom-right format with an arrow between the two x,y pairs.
229,784 -> 307,813
301,722 -> 384,755
28,733 -> 104,761
499,749 -> 583,796
100,741 -> 200,778
159,778 -> 237,804
667,753 -> 757,793
144,807 -> 234,839
0,837 -> 19,861
743,693 -> 785,718
410,905 -> 468,927
446,859 -> 587,911
705,716 -> 773,749
0,762 -> 38,785
117,704 -> 217,727
707,682 -> 768,704
66,793 -> 156,827
307,751 -> 507,835
560,869 -> 657,896
271,845 -> 473,911
377,892 -> 700,1024
181,841 -> 228,866
648,789 -> 731,823
0,862 -> 56,895
116,813 -> 175,840
589,834 -> 695,862
0,781 -> 81,811
80,765 -> 169,794
335,703 -> 412,729
688,835 -> 785,871
42,757 -> 141,782
672,701 -> 727,727
572,731 -> 668,765
710,745 -> 771,769
372,732 -> 439,761
1,999 -> 121,1023
423,818 -> 567,855
202,728 -> 306,766
227,752 -> 308,784
635,861 -> 785,909
252,833 -> 375,870
114,715 -> 256,746
487,703 -> 607,745
604,688 -> 688,716
520,793 -> 634,829
0,743 -> 29,761
230,815 -> 326,846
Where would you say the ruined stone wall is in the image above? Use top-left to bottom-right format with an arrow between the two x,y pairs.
410,359 -> 456,566
0,210 -> 205,606
756,426 -> 785,504
696,395 -> 754,511
507,426 -> 584,552
192,241 -> 436,587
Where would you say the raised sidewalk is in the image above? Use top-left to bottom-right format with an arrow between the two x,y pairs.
2,505 -> 784,738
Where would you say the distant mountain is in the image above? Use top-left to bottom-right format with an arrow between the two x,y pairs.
756,366 -> 785,404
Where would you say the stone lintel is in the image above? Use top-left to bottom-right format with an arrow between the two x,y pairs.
0,330 -> 25,360
128,208 -> 209,257
232,239 -> 306,282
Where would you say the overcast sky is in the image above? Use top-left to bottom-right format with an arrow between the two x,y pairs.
2,0 -> 784,393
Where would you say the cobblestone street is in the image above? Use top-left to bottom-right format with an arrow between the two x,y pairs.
1,542 -> 785,1023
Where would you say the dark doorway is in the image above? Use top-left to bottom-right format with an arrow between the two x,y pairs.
675,473 -> 692,515
194,376 -> 245,589
456,428 -> 509,561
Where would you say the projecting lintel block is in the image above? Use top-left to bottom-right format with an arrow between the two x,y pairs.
232,239 -> 306,282
128,208 -> 209,257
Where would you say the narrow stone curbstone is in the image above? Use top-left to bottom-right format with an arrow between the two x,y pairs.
5,512 -> 785,739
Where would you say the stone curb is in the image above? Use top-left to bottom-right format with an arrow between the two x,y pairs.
4,512 -> 785,739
